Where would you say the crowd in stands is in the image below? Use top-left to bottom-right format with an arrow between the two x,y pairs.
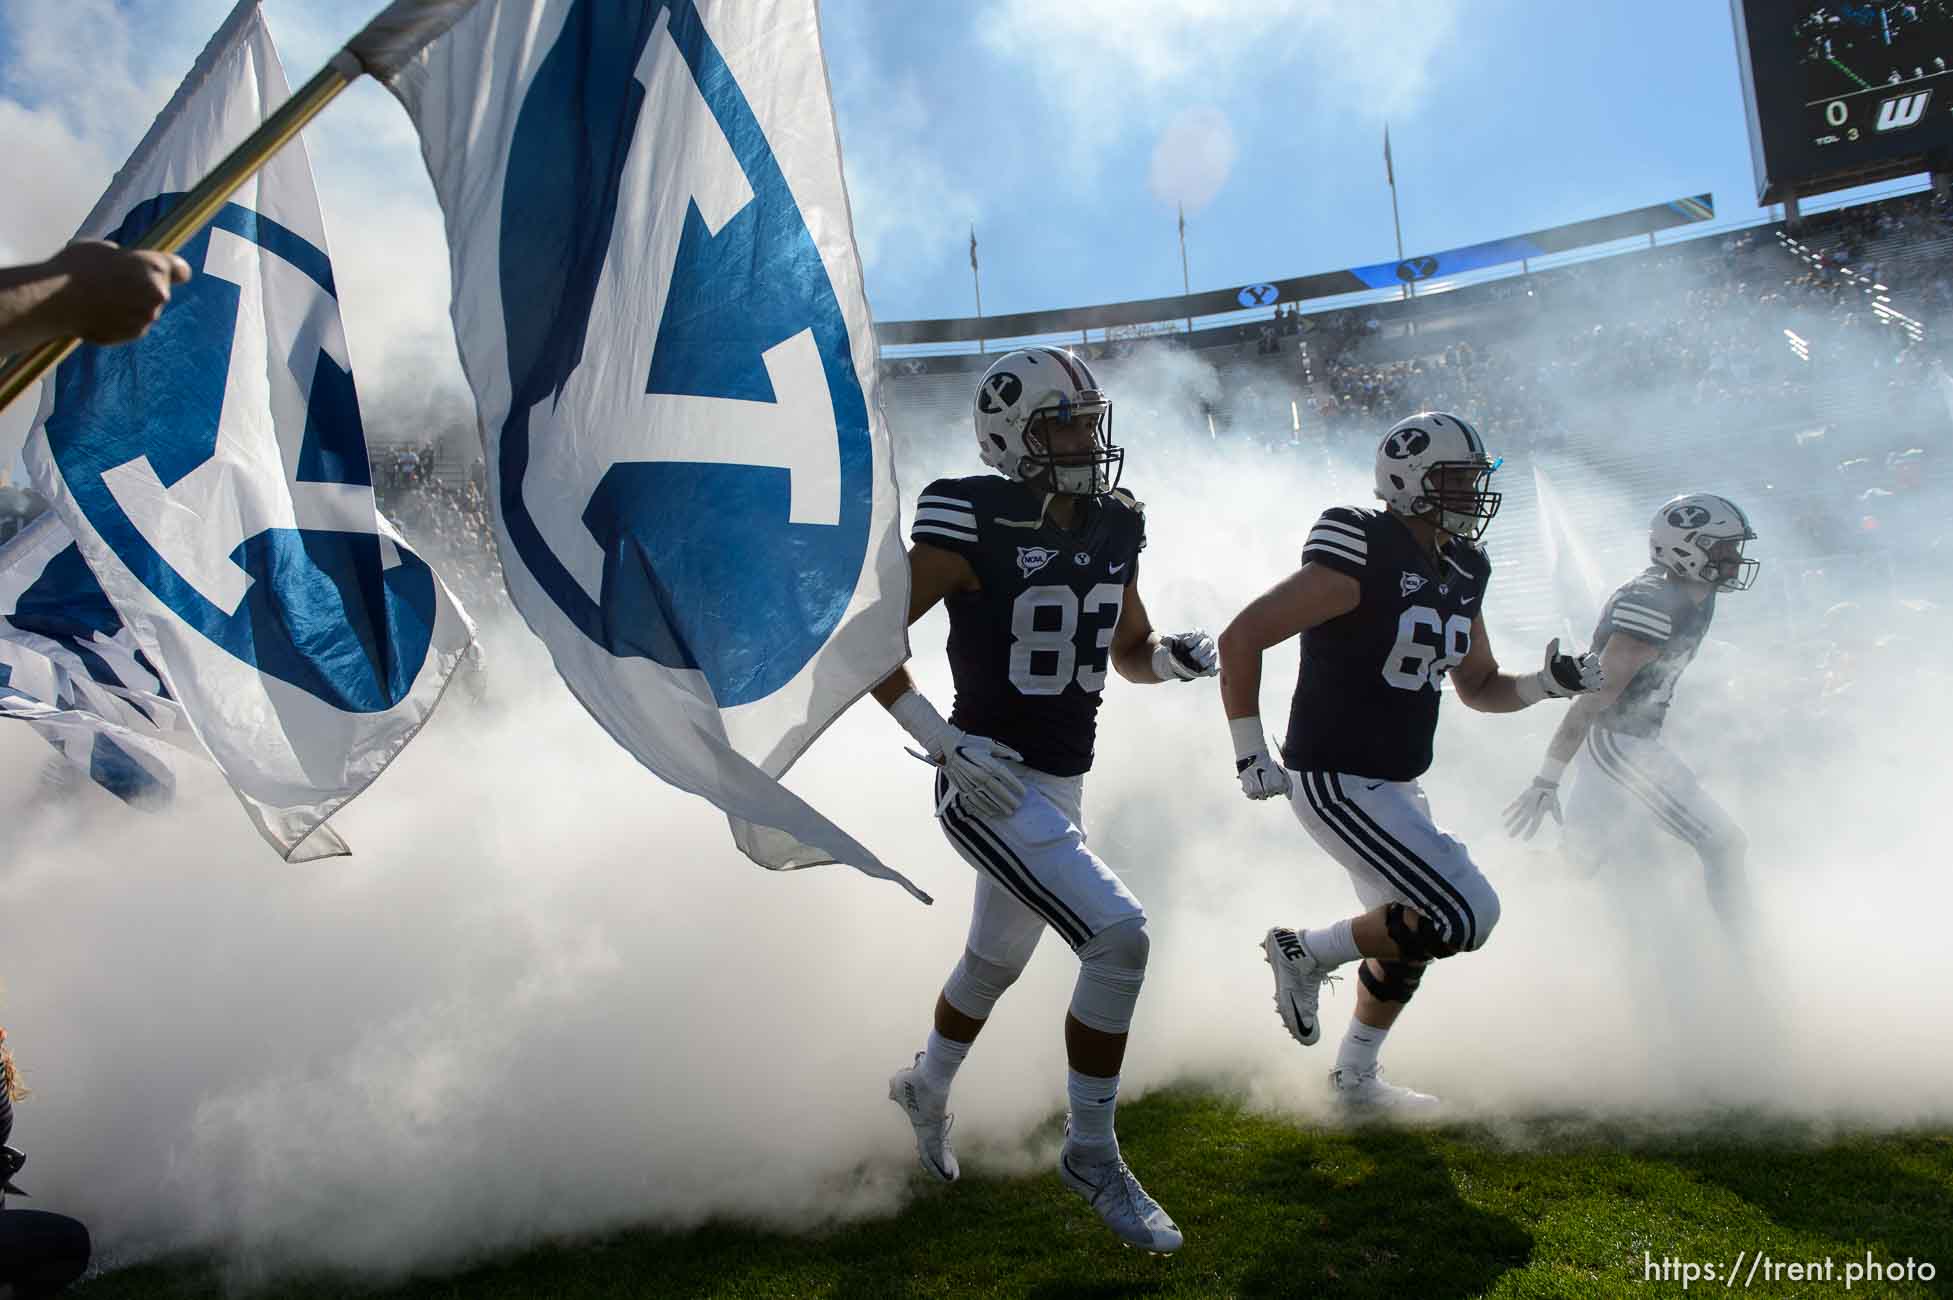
372,451 -> 510,619
1304,206 -> 1951,454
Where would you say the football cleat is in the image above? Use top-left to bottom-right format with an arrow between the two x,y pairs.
1263,927 -> 1340,1046
1058,1139 -> 1183,1255
1328,1065 -> 1441,1114
887,1053 -> 959,1182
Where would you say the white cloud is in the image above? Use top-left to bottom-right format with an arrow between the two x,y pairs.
1148,105 -> 1238,215
977,0 -> 1463,156
832,72 -> 985,295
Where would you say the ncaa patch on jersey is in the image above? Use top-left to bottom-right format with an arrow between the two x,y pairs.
1018,546 -> 1059,578
1400,571 -> 1429,596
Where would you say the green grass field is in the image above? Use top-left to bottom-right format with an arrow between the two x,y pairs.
74,1087 -> 1953,1299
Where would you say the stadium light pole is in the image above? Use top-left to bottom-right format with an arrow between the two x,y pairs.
969,224 -> 985,355
1178,201 -> 1193,341
1386,123 -> 1411,304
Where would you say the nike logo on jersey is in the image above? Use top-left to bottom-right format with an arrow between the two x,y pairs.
1109,561 -> 1128,575
1400,572 -> 1428,597
1459,594 -> 1477,605
1017,545 -> 1059,578
1364,780 -> 1386,790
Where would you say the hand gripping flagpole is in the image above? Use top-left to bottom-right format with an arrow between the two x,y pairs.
0,0 -> 480,417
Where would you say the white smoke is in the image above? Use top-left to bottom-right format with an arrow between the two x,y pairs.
1148,106 -> 1238,217
8,257 -> 1953,1288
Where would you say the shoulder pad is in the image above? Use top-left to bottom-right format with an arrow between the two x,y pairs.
1107,487 -> 1145,517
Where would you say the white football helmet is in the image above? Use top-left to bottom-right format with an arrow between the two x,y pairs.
1650,493 -> 1758,591
973,347 -> 1121,496
1373,411 -> 1502,540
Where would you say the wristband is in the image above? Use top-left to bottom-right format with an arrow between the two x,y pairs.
1228,715 -> 1268,763
1514,672 -> 1547,707
1150,637 -> 1180,681
888,690 -> 951,757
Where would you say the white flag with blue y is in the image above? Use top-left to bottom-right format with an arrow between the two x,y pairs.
0,512 -> 193,807
382,0 -> 917,896
22,0 -> 472,859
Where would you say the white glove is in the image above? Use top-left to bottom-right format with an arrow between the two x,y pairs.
889,691 -> 1026,819
1502,777 -> 1562,840
1229,715 -> 1293,801
1152,628 -> 1218,681
1516,637 -> 1604,704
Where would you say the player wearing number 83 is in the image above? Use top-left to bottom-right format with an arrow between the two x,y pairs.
869,346 -> 1215,1254
1217,412 -> 1603,1112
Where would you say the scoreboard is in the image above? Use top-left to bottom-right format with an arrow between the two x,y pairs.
1734,0 -> 1953,202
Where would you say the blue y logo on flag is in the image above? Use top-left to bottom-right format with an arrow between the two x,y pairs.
496,0 -> 873,708
40,197 -> 439,713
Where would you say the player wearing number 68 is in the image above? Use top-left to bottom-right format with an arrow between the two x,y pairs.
1216,411 -> 1602,1113
867,346 -> 1215,1254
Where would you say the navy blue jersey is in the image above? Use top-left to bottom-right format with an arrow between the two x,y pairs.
911,475 -> 1146,777
1590,566 -> 1715,738
1282,506 -> 1492,781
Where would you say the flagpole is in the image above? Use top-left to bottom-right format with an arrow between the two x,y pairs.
1386,123 -> 1411,304
0,0 -> 484,418
1178,202 -> 1193,340
0,59 -> 360,415
970,224 -> 985,355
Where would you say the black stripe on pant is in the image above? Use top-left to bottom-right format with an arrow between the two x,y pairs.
1588,731 -> 1710,848
937,773 -> 1091,949
1301,771 -> 1468,949
1329,774 -> 1481,952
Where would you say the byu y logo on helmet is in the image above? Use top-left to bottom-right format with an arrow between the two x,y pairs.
494,0 -> 874,708
1384,427 -> 1431,459
1666,503 -> 1712,530
977,371 -> 1023,415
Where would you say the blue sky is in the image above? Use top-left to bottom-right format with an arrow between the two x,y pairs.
818,0 -> 1773,324
0,0 -> 1892,364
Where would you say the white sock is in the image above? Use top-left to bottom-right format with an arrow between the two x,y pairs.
1336,1017 -> 1390,1075
1302,918 -> 1361,967
920,1029 -> 971,1094
1066,1069 -> 1120,1154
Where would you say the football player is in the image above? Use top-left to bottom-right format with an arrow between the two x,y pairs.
1505,494 -> 1757,934
1218,412 -> 1602,1111
873,347 -> 1216,1253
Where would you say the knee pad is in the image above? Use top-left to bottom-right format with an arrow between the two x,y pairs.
1383,902 -> 1461,961
1068,917 -> 1149,1035
941,947 -> 1027,1021
1358,958 -> 1426,1004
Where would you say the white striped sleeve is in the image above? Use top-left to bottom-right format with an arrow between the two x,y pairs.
1610,599 -> 1673,643
912,490 -> 979,549
1302,510 -> 1368,574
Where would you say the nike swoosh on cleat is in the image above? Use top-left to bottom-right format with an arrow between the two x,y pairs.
1289,994 -> 1315,1038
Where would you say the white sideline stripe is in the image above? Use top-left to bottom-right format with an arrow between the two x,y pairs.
1312,518 -> 1367,543
1613,603 -> 1671,629
1304,541 -> 1365,566
1612,614 -> 1670,639
1307,525 -> 1367,548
